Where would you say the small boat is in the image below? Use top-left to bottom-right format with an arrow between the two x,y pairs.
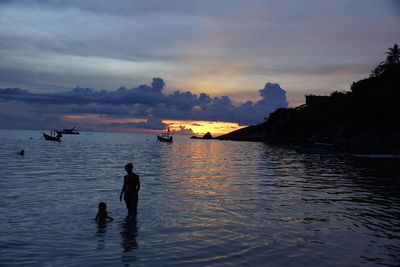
157,128 -> 173,143
55,127 -> 79,135
43,132 -> 61,142
157,134 -> 173,142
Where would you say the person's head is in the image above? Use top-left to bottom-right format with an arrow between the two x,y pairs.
125,163 -> 133,173
98,202 -> 107,212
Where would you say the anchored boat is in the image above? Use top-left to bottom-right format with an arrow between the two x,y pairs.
43,132 -> 61,142
157,127 -> 173,143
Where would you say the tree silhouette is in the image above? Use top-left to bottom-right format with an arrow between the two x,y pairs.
371,43 -> 399,77
385,43 -> 400,65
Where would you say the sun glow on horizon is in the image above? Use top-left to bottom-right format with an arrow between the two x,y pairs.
163,120 -> 246,136
61,114 -> 245,135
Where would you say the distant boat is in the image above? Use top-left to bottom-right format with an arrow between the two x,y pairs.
43,132 -> 61,142
55,127 -> 79,135
157,127 -> 173,143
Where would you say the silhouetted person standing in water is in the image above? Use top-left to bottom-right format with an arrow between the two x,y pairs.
120,163 -> 140,216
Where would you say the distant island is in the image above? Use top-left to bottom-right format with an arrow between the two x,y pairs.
191,132 -> 214,140
218,44 -> 400,154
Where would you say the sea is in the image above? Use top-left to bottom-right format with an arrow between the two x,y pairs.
0,129 -> 399,266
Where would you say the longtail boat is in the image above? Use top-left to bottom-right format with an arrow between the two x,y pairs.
157,127 -> 173,143
43,132 -> 61,142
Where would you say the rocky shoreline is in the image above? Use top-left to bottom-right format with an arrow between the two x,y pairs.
217,119 -> 400,155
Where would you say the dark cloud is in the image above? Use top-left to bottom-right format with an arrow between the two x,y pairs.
0,79 -> 165,106
256,83 -> 288,110
0,78 -> 288,130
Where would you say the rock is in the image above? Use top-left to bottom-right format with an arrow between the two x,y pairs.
203,132 -> 212,139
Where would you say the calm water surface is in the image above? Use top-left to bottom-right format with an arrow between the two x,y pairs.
0,130 -> 399,266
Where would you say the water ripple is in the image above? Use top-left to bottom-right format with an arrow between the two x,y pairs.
1,130 -> 399,266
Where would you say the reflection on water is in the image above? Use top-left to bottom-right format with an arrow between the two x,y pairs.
96,222 -> 108,250
120,216 -> 138,264
0,130 -> 399,266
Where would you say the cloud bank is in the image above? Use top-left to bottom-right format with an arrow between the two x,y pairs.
0,78 -> 288,131
0,0 -> 398,105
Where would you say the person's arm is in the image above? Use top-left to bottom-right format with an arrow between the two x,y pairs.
120,180 -> 126,201
94,213 -> 99,221
136,175 -> 140,193
107,215 -> 114,221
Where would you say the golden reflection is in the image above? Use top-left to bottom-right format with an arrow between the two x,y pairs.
164,141 -> 236,197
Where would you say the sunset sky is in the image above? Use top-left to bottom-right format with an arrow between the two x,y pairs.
0,1 -> 399,135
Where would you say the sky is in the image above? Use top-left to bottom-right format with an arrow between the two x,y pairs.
0,0 -> 399,135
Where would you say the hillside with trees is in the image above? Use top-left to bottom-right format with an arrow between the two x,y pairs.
218,44 -> 400,154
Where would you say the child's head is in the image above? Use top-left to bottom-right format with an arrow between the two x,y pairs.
125,163 -> 133,173
98,202 -> 107,212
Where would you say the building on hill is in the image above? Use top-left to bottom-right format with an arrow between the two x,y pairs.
305,95 -> 330,106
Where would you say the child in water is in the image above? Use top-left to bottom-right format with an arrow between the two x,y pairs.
94,202 -> 113,223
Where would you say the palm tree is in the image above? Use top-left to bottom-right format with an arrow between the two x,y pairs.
371,43 -> 400,77
385,43 -> 400,65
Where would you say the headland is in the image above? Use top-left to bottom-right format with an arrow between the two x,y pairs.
218,44 -> 400,155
